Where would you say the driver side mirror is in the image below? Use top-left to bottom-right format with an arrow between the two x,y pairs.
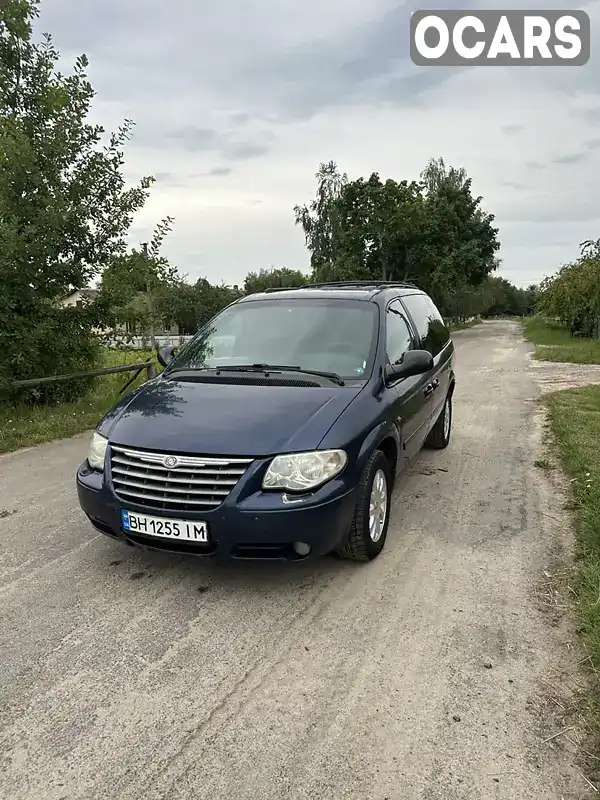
157,345 -> 177,368
384,349 -> 433,383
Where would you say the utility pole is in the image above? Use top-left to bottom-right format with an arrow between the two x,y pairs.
141,242 -> 157,350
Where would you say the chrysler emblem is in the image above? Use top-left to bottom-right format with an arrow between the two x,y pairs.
163,456 -> 178,468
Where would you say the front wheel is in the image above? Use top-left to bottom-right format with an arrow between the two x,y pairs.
336,450 -> 392,562
425,392 -> 452,449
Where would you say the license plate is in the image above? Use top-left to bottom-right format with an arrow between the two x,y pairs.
121,510 -> 209,542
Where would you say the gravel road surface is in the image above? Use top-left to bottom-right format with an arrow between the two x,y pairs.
0,321 -> 594,799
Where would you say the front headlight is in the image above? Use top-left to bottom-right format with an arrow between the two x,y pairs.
88,431 -> 108,470
262,450 -> 347,492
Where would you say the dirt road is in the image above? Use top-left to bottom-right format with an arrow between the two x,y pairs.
0,321 -> 593,799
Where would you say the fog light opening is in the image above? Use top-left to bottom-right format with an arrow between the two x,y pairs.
293,541 -> 311,557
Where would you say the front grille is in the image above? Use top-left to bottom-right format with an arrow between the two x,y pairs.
110,446 -> 253,512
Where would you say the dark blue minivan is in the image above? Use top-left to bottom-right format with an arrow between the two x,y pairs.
76,281 -> 455,562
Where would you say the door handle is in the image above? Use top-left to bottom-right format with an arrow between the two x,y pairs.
424,384 -> 434,397
432,378 -> 439,390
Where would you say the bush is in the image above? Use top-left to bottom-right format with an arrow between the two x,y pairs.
5,305 -> 103,405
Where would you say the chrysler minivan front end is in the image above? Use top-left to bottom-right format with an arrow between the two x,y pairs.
76,291 -> 380,561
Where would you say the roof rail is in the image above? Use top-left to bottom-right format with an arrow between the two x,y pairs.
301,280 -> 420,290
262,286 -> 303,293
261,280 -> 421,294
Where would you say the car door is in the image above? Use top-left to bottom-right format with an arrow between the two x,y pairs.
384,299 -> 432,459
400,293 -> 453,430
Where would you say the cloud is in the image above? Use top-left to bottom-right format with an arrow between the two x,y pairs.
208,166 -> 233,177
36,0 -> 600,289
501,125 -> 523,136
166,127 -> 220,153
149,126 -> 272,162
500,180 -> 528,190
552,152 -> 588,165
224,143 -> 270,161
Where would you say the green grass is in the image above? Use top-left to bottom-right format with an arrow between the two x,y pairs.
547,385 -> 600,679
0,349 -> 160,455
523,317 -> 600,364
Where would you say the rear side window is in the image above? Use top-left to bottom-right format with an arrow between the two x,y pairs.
385,302 -> 414,364
401,294 -> 450,357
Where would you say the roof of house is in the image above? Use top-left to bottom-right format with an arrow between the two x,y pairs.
63,288 -> 100,300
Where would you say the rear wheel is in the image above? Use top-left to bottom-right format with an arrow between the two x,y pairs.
336,450 -> 391,562
425,392 -> 452,449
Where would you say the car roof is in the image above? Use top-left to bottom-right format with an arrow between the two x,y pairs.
237,282 -> 426,304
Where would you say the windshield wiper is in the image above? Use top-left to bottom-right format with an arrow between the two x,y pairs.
214,363 -> 345,386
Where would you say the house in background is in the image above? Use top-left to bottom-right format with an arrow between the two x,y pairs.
58,287 -> 110,337
60,288 -> 100,307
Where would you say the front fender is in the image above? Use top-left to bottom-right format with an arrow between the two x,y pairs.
356,421 -> 401,475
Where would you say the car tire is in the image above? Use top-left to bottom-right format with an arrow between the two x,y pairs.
336,450 -> 392,562
425,392 -> 452,450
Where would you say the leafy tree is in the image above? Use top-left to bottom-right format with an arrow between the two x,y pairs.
294,161 -> 348,278
523,284 -> 539,316
100,217 -> 177,346
244,267 -> 307,294
295,159 -> 500,314
194,279 -> 241,327
0,0 -> 154,399
320,173 -> 425,282
157,278 -> 242,335
101,218 -> 175,300
442,276 -> 537,321
538,239 -> 600,337
420,157 -> 468,194
155,280 -> 199,335
416,172 -> 500,311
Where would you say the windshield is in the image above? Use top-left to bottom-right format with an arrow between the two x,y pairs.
165,298 -> 379,381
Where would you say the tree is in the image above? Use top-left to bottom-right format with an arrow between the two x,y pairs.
294,159 -> 500,315
156,278 -> 242,335
0,0 -> 154,399
101,218 -> 175,300
194,279 -> 241,327
320,173 -> 425,282
155,280 -> 199,335
244,267 -> 307,294
538,239 -> 600,337
294,161 -> 348,278
100,217 -> 177,346
420,157 -> 468,194
415,171 -> 500,311
441,276 -> 538,322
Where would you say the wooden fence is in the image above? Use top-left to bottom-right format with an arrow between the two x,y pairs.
4,361 -> 157,397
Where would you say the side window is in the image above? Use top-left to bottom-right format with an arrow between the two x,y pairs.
401,294 -> 450,357
386,303 -> 413,364
425,297 -> 450,356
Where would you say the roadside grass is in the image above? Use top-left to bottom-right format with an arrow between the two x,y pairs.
523,317 -> 600,364
0,349 -> 160,455
547,385 -> 600,676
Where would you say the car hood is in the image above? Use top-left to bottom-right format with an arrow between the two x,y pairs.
98,376 -> 362,456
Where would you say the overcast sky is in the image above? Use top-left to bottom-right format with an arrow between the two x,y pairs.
37,0 -> 599,288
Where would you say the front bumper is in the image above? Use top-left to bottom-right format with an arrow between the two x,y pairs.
76,463 -> 357,562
